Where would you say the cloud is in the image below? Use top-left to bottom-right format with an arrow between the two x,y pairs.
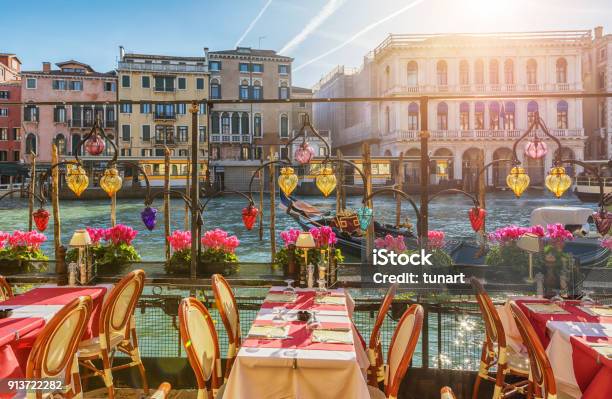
294,0 -> 427,72
279,0 -> 347,55
234,0 -> 273,48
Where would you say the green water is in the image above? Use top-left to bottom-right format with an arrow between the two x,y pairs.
0,190 -> 589,261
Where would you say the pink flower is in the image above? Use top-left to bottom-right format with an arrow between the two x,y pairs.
201,229 -> 240,254
86,227 -> 108,244
526,225 -> 546,237
309,226 -> 337,248
6,230 -> 47,249
0,231 -> 9,249
546,223 -> 573,243
375,234 -> 407,253
280,228 -> 301,247
107,224 -> 138,245
601,237 -> 612,250
168,230 -> 192,252
427,230 -> 445,249
488,225 -> 528,244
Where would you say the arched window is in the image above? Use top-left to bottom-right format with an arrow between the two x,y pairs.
385,106 -> 391,133
231,113 -> 240,134
254,114 -> 262,137
407,102 -> 419,130
459,60 -> 469,85
211,112 -> 220,134
474,59 -> 484,85
460,102 -> 470,130
489,103 -> 500,130
210,78 -> 221,99
504,102 -> 515,130
280,114 -> 288,138
556,58 -> 567,84
239,79 -> 249,99
437,102 -> 448,130
241,113 -> 249,135
279,81 -> 289,99
504,59 -> 514,84
527,101 -> 538,125
25,133 -> 37,155
475,102 -> 485,129
253,81 -> 262,99
221,112 -> 230,134
407,61 -> 418,86
557,100 -> 568,129
55,134 -> 66,155
71,134 -> 81,156
437,60 -> 447,86
526,59 -> 537,85
489,59 -> 499,85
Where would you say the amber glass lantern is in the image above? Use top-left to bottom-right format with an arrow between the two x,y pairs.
278,167 -> 298,197
66,164 -> 89,197
100,167 -> 123,197
545,166 -> 572,198
506,166 -> 530,198
315,167 -> 337,197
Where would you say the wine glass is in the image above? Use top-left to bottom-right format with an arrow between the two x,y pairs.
581,290 -> 595,305
272,307 -> 285,322
316,278 -> 328,294
307,310 -> 321,330
283,279 -> 296,295
550,289 -> 563,304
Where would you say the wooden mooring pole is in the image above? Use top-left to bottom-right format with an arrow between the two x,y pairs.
268,147 -> 276,261
28,152 -> 36,231
164,147 -> 171,261
395,151 -> 405,227
363,142 -> 374,260
51,144 -> 61,259
258,159 -> 264,241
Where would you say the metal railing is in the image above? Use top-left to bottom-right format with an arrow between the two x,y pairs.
118,62 -> 207,73
383,128 -> 584,142
382,82 -> 582,96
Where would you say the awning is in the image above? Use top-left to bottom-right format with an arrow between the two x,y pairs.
530,206 -> 594,227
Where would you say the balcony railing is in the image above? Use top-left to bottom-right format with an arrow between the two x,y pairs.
118,61 -> 207,73
209,134 -> 252,143
382,82 -> 581,96
384,128 -> 584,142
154,113 -> 176,120
154,138 -> 175,146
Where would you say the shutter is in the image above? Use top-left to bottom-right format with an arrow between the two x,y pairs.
218,84 -> 222,99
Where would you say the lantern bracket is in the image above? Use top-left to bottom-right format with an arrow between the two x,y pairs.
74,115 -> 119,165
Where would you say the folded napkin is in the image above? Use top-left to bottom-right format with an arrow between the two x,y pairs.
311,329 -> 352,344
578,306 -> 612,317
524,303 -> 569,314
314,296 -> 346,305
248,324 -> 290,339
265,293 -> 297,303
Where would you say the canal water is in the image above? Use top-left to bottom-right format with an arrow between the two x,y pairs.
0,189 -> 590,261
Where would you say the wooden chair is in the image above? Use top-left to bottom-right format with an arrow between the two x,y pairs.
440,387 -> 458,399
211,273 -> 240,380
78,270 -> 148,399
470,277 -> 529,399
367,283 -> 398,386
179,297 -> 224,399
367,304 -> 423,399
26,295 -> 92,399
0,275 -> 13,301
510,302 -> 557,399
150,382 -> 172,399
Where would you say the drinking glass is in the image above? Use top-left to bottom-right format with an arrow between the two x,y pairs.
283,279 -> 296,294
272,306 -> 285,322
550,289 -> 563,304
307,310 -> 321,330
581,290 -> 595,305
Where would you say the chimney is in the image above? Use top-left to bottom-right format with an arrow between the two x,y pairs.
42,62 -> 51,72
594,26 -> 603,39
119,45 -> 125,60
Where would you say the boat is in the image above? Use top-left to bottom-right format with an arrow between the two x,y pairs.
574,160 -> 612,203
279,191 -> 417,257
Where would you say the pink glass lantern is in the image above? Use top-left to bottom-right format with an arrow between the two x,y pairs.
85,134 -> 106,156
294,141 -> 315,165
524,138 -> 547,160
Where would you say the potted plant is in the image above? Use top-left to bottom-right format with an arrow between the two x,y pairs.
0,230 -> 49,273
486,225 -> 544,281
67,225 -> 141,274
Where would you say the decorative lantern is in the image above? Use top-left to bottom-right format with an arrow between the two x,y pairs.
278,167 -> 298,197
294,141 -> 315,165
506,166 -> 530,198
315,167 -> 337,197
84,133 -> 106,156
603,192 -> 612,213
545,166 -> 572,198
356,206 -> 373,230
524,138 -> 548,160
468,207 -> 486,232
32,208 -> 50,232
100,167 -> 123,197
242,204 -> 259,231
141,206 -> 158,231
593,210 -> 612,236
66,164 -> 89,197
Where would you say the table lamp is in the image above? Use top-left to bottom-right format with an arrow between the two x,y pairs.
295,231 -> 316,267
517,232 -> 543,283
70,229 -> 92,284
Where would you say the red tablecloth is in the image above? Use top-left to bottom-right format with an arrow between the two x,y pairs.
260,290 -> 347,313
0,285 -> 109,388
515,299 -> 612,399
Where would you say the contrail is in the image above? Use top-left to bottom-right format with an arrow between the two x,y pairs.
235,0 -> 273,48
279,0 -> 347,55
294,0 -> 426,71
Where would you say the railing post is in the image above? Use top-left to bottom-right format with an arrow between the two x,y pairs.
419,96 -> 429,245
189,102 -> 199,279
422,304 -> 429,369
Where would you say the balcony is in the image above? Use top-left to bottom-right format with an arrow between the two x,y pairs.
385,128 -> 584,142
154,87 -> 175,93
118,61 -> 207,73
381,82 -> 581,96
154,138 -> 176,146
154,113 -> 176,120
210,134 -> 252,143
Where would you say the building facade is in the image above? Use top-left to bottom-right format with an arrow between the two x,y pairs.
290,86 -> 331,159
21,61 -> 117,164
0,53 -> 23,185
583,26 -> 612,160
314,31 -> 592,186
116,49 -> 209,159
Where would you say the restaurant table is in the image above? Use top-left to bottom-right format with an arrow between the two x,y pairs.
498,297 -> 612,399
224,287 -> 370,399
0,284 -> 112,386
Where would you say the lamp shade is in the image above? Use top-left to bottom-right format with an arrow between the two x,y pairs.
295,231 -> 316,249
69,229 -> 92,247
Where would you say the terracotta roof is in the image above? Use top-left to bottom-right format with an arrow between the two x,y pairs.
21,70 -> 116,78
55,60 -> 95,72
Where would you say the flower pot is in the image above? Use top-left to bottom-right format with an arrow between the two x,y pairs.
95,262 -> 133,276
0,259 -> 49,275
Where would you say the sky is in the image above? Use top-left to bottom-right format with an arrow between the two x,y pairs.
2,0 -> 611,87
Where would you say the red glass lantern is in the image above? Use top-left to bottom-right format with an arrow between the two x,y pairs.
32,208 -> 50,232
468,207 -> 486,232
85,133 -> 106,155
593,210 -> 612,236
242,205 -> 259,230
